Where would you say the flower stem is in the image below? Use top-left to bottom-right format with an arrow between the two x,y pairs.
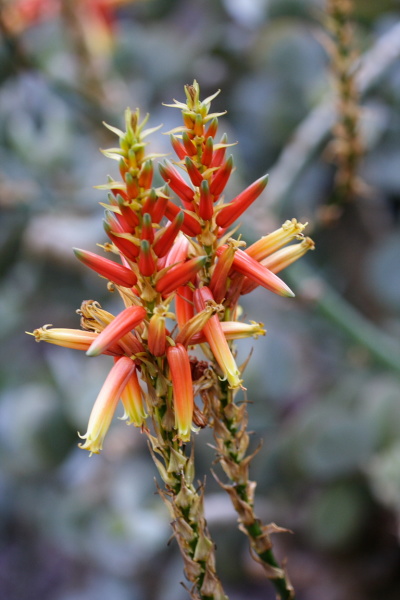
208,380 -> 294,600
145,377 -> 228,600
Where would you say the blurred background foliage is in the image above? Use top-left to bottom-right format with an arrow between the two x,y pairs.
1,0 -> 400,599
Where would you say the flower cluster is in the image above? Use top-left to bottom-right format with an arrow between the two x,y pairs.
30,82 -> 314,454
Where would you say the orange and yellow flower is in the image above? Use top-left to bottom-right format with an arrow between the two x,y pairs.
79,356 -> 136,454
166,344 -> 194,442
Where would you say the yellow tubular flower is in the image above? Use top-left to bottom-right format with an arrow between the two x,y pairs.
79,356 -> 135,454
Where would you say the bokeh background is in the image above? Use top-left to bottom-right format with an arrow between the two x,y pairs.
1,0 -> 400,599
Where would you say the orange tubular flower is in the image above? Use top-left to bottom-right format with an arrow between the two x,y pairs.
79,356 -> 136,454
116,195 -> 140,230
166,343 -> 194,442
175,286 -> 194,329
216,174 -> 269,229
86,306 -> 147,356
209,243 -> 237,303
193,287 -> 242,389
120,367 -> 147,427
155,256 -> 207,296
74,248 -> 137,287
141,189 -> 157,217
216,246 -> 294,297
148,308 -> 167,356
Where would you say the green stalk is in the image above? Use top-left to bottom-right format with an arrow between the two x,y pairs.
208,379 -> 295,600
145,372 -> 228,600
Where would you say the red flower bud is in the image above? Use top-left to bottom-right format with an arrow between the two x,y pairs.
170,134 -> 187,160
152,211 -> 184,258
141,213 -> 154,243
198,179 -> 214,221
209,155 -> 233,197
210,133 -> 228,168
164,201 -> 201,237
201,136 -> 213,167
206,118 -> 218,139
155,256 -> 207,296
185,157 -> 203,187
182,131 -> 197,156
138,160 -> 153,189
103,222 -> 140,261
216,174 -> 268,229
159,160 -> 194,208
138,239 -> 156,276
74,248 -> 137,288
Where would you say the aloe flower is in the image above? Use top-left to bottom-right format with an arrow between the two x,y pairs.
29,84 -> 315,600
